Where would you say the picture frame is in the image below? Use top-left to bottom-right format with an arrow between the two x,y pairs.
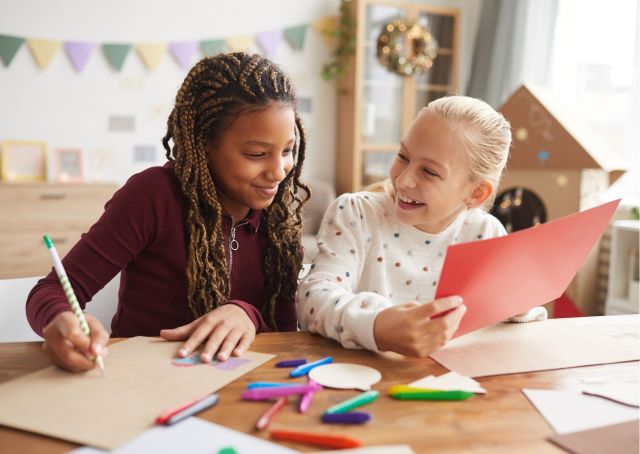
0,141 -> 48,182
53,148 -> 84,182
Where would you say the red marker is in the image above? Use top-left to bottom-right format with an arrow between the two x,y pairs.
256,397 -> 287,430
270,429 -> 362,449
155,393 -> 219,426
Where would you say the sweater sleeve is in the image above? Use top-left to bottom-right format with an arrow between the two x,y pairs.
26,168 -> 174,336
297,193 -> 392,352
228,297 -> 297,333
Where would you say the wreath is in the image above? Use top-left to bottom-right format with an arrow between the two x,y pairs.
376,20 -> 438,76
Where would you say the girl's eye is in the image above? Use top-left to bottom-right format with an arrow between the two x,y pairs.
245,152 -> 266,159
396,152 -> 408,162
422,168 -> 438,177
282,148 -> 294,156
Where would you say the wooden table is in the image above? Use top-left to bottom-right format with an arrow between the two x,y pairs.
0,332 -> 638,453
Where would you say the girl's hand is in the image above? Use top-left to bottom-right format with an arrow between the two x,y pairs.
160,304 -> 256,362
373,296 -> 466,358
42,311 -> 109,372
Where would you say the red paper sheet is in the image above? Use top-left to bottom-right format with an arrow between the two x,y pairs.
435,199 -> 620,338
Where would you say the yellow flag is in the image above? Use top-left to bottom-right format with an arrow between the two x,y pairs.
136,43 -> 167,71
225,35 -> 254,53
26,38 -> 61,70
312,16 -> 339,46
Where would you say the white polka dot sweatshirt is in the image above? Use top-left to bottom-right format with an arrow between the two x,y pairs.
297,191 -> 543,353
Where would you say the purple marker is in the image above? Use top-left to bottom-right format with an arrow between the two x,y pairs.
321,412 -> 371,424
275,358 -> 307,368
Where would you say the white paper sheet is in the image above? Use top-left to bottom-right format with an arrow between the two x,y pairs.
582,383 -> 640,407
523,389 -> 640,434
430,315 -> 640,377
314,446 -> 415,454
408,371 -> 486,394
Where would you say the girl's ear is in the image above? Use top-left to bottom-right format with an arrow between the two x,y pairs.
467,180 -> 494,208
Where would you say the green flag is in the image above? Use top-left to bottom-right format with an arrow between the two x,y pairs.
199,39 -> 226,56
284,25 -> 308,50
102,43 -> 131,71
0,34 -> 25,67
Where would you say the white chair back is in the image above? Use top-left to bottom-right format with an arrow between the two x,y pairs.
0,275 -> 120,342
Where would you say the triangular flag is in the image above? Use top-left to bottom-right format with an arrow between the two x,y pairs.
225,35 -> 254,53
313,16 -> 339,46
26,38 -> 61,70
169,41 -> 199,70
0,34 -> 24,67
64,41 -> 96,73
136,43 -> 167,71
255,29 -> 283,58
284,25 -> 308,51
102,43 -> 131,71
200,39 -> 227,57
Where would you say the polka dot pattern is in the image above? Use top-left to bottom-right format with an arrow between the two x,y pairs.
297,191 -> 508,351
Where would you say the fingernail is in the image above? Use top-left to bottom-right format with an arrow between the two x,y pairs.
93,344 -> 102,354
451,296 -> 463,305
179,348 -> 188,357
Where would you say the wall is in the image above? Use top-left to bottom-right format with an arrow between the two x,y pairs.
0,0 -> 340,185
0,0 -> 480,187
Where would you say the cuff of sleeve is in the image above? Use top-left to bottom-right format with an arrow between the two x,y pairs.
227,300 -> 268,333
352,309 -> 382,352
28,301 -> 72,337
506,306 -> 548,323
342,293 -> 390,352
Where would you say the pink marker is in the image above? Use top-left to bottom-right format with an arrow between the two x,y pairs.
299,379 -> 318,413
241,382 -> 322,401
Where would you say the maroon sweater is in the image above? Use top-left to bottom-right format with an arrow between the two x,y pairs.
26,162 -> 297,337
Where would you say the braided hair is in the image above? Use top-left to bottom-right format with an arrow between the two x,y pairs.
162,52 -> 309,329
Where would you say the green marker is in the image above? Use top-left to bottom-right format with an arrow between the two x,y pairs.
388,385 -> 474,401
325,389 -> 379,414
43,234 -> 105,374
217,448 -> 238,454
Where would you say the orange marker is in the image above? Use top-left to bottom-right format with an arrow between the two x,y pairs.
270,429 -> 362,449
256,397 -> 287,430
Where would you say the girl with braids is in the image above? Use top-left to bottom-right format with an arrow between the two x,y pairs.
26,53 -> 310,373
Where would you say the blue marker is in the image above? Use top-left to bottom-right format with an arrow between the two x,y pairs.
289,356 -> 333,378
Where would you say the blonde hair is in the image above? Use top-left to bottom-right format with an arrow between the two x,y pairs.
424,95 -> 511,208
370,95 -> 511,210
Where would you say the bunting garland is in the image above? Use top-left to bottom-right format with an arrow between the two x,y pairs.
102,43 -> 131,71
0,18 -> 330,74
200,39 -> 227,57
135,43 -> 167,71
225,35 -> 254,53
64,41 -> 96,73
0,35 -> 24,66
256,29 -> 283,59
26,38 -> 61,70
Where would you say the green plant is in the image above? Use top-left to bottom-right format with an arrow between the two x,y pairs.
630,206 -> 639,220
321,0 -> 356,81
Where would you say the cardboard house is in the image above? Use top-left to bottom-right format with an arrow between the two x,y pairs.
494,84 -> 626,316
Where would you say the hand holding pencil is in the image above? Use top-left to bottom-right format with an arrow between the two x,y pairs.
41,235 -> 109,374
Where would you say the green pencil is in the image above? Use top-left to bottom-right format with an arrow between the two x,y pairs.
325,390 -> 379,414
388,385 -> 474,401
43,234 -> 105,374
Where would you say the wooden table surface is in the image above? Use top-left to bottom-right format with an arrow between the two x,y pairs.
0,331 -> 638,454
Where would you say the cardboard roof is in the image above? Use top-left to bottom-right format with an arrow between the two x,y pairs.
499,84 -> 627,172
